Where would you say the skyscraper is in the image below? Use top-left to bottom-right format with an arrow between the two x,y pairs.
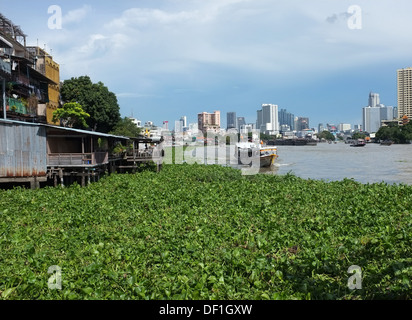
397,67 -> 412,119
362,92 -> 394,133
368,92 -> 380,108
362,106 -> 381,133
256,104 -> 279,135
279,108 -> 295,131
227,112 -> 237,130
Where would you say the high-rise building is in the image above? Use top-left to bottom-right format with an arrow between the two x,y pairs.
362,92 -> 394,133
227,112 -> 237,130
279,108 -> 295,131
256,104 -> 279,135
380,105 -> 394,122
368,92 -> 380,108
397,67 -> 412,120
363,106 -> 381,133
198,111 -> 220,134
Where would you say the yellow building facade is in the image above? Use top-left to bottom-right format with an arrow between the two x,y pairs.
26,46 -> 60,124
45,56 -> 60,124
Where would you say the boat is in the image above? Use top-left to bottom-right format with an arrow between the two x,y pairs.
236,142 -> 278,167
380,140 -> 393,146
350,139 -> 366,147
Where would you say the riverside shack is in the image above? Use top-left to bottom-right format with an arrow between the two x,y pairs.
0,119 -> 164,189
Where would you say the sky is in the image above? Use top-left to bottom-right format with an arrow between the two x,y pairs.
2,0 -> 412,130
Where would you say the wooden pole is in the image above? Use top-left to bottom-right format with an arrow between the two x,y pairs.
2,77 -> 5,119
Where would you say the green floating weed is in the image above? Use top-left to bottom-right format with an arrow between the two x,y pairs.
0,164 -> 411,300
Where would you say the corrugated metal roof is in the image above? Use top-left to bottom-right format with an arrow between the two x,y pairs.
43,123 -> 131,140
0,119 -> 130,140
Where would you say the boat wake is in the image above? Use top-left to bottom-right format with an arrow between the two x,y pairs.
274,163 -> 294,167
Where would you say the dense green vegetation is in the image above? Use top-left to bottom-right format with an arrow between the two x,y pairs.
375,122 -> 412,144
318,130 -> 336,141
52,102 -> 90,129
351,132 -> 367,140
60,76 -> 121,133
109,117 -> 142,138
1,164 -> 411,300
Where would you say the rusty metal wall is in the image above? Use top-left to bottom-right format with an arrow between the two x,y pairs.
0,121 -> 47,177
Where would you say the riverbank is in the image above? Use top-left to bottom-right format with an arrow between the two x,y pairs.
1,164 -> 411,300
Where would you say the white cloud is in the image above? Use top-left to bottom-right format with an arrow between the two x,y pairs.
44,0 -> 412,112
63,5 -> 92,25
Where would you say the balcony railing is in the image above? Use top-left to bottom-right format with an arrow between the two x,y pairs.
48,152 -> 109,166
12,73 -> 30,86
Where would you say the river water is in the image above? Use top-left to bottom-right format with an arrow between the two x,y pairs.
182,142 -> 412,185
267,142 -> 412,185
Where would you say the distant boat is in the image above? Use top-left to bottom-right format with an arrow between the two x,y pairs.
350,139 -> 366,147
380,140 -> 393,146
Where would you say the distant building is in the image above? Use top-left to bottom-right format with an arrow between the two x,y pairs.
256,104 -> 279,135
318,123 -> 325,133
397,67 -> 412,120
198,110 -> 220,134
369,92 -> 380,108
338,123 -> 351,132
362,106 -> 381,133
278,108 -> 295,131
380,105 -> 394,122
175,116 -> 187,133
296,117 -> 309,131
240,124 -> 254,134
327,124 -> 337,132
280,124 -> 291,132
237,116 -> 246,132
362,93 -> 394,133
180,116 -> 187,129
129,117 -> 142,127
227,112 -> 237,130
393,107 -> 398,119
354,124 -> 362,132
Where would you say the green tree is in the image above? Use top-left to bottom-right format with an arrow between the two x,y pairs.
52,102 -> 90,129
376,122 -> 412,144
352,132 -> 366,140
317,130 -> 335,141
110,117 -> 142,137
60,76 -> 121,133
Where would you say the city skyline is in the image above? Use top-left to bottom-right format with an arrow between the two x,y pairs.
2,1 -> 412,128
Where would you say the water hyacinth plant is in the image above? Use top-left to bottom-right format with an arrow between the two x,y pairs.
0,164 -> 411,300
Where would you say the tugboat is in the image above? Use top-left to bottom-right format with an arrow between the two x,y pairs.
350,139 -> 366,147
380,140 -> 393,146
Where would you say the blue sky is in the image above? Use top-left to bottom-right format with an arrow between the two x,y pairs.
2,0 -> 412,129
